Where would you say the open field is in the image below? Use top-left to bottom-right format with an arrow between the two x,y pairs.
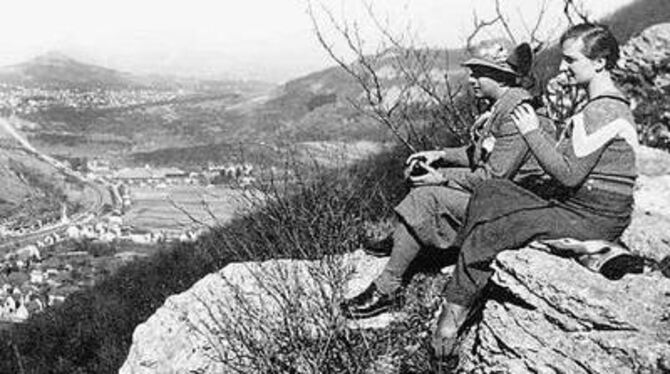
123,185 -> 249,234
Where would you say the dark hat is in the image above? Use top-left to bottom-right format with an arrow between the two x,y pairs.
463,42 -> 532,77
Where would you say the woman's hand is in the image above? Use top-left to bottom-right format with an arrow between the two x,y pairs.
511,103 -> 540,135
405,150 -> 445,166
407,161 -> 449,186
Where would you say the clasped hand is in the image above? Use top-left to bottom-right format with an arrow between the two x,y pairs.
510,103 -> 539,135
404,150 -> 448,186
405,150 -> 445,166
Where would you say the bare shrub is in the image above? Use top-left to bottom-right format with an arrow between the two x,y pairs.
305,0 -> 598,153
307,0 -> 479,152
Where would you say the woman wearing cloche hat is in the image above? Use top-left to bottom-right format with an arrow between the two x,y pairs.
340,41 -> 553,321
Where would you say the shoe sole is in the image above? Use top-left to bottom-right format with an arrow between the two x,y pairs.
341,298 -> 405,320
362,248 -> 392,257
342,304 -> 394,320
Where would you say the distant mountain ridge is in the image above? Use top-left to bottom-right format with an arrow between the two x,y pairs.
0,51 -> 275,91
0,51 -> 139,89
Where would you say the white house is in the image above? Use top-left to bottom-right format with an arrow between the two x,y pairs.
66,225 -> 81,239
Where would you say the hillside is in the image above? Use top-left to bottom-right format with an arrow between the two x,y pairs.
0,114 -> 106,233
125,46 -> 471,167
5,0 -> 670,167
3,47 -> 468,168
0,52 -> 138,89
247,47 -> 470,141
0,144 -> 89,228
0,54 -> 274,160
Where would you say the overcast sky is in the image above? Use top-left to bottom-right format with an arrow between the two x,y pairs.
0,0 -> 635,83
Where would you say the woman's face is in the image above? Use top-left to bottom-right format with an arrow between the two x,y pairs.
559,38 -> 601,86
468,71 -> 501,99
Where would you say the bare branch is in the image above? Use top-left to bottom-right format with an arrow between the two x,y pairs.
199,193 -> 222,227
466,10 -> 502,52
529,0 -> 549,45
167,194 -> 211,229
308,0 -> 423,151
344,97 -> 417,152
495,0 -> 517,45
563,0 -> 590,25
309,0 -> 497,151
307,2 -> 372,102
516,0 -> 549,49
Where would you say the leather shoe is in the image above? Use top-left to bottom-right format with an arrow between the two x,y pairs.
362,233 -> 393,257
340,283 -> 404,319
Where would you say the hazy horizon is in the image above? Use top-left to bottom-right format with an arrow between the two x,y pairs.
0,0 -> 635,84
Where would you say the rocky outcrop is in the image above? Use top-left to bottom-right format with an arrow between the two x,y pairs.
458,249 -> 670,373
624,146 -> 670,262
119,250 -> 388,374
616,23 -> 670,94
615,23 -> 670,148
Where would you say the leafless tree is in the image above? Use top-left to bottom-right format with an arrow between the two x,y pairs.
307,0 -> 476,152
307,0 -> 594,153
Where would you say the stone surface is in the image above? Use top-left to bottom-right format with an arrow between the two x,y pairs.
119,250 -> 388,374
457,249 -> 670,374
616,23 -> 670,92
624,146 -> 670,262
636,145 -> 670,176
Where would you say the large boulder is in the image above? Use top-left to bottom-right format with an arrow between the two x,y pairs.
615,23 -> 670,148
624,146 -> 670,262
119,250 -> 388,374
616,23 -> 670,94
457,249 -> 670,373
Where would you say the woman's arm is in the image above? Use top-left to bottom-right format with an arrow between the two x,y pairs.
406,146 -> 470,168
521,128 -> 604,187
512,101 -> 629,188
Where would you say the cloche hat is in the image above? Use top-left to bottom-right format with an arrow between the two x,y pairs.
463,42 -> 533,77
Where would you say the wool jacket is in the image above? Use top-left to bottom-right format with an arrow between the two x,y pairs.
459,87 -> 555,182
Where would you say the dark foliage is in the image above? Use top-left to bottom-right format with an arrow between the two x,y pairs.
0,145 -> 411,373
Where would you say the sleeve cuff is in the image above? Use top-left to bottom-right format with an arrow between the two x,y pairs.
522,128 -> 545,144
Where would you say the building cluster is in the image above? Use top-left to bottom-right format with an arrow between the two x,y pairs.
0,215 -> 206,323
1,245 -> 73,323
63,217 -> 203,245
112,166 -> 196,187
206,162 -> 255,185
0,156 -> 257,324
0,205 -> 73,239
82,161 -> 257,189
0,84 -> 190,115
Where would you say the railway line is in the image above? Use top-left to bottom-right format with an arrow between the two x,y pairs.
0,117 -> 111,251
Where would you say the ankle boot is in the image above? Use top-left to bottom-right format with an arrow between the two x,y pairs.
431,300 -> 470,360
340,283 -> 404,320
